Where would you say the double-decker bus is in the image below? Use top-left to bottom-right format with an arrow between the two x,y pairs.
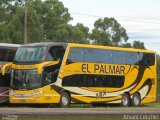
7,42 -> 156,107
0,43 -> 20,103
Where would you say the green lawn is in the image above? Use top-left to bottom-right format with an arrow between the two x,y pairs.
16,115 -> 160,120
14,115 -> 123,120
142,103 -> 160,108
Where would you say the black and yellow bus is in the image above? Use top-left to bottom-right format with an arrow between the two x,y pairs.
5,42 -> 156,107
0,43 -> 20,103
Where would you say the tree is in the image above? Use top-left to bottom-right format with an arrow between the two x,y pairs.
121,42 -> 132,48
90,17 -> 128,46
0,0 -> 148,50
54,23 -> 89,43
90,29 -> 111,45
133,40 -> 145,49
0,0 -> 72,44
32,0 -> 71,42
157,54 -> 160,77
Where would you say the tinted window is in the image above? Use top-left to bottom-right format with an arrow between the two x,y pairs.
83,48 -> 99,62
0,48 -> 17,62
15,47 -> 47,62
62,75 -> 82,87
68,47 -> 99,63
67,47 -> 155,66
112,51 -> 127,64
68,47 -> 83,62
62,74 -> 124,88
0,74 -> 10,86
127,52 -> 139,65
139,53 -> 155,66
47,46 -> 65,61
98,49 -> 112,64
149,53 -> 155,66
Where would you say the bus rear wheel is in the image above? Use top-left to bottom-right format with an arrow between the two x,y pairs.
121,93 -> 130,107
60,92 -> 70,108
131,93 -> 141,107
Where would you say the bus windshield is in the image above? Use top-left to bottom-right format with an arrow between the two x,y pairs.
14,47 -> 47,63
11,69 -> 42,90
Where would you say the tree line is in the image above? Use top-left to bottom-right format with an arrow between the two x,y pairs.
1,0 -> 160,76
0,0 -> 145,49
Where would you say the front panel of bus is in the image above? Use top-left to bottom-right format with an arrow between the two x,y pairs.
10,45 -> 66,103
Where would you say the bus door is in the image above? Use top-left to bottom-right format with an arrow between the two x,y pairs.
42,46 -> 65,103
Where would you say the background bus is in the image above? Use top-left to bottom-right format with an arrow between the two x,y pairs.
0,43 -> 20,103
9,43 -> 156,107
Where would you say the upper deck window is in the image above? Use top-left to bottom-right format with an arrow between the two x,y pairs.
67,47 -> 155,66
68,47 -> 83,62
0,47 -> 17,62
139,53 -> 155,66
14,46 -> 47,63
83,48 -> 99,63
126,52 -> 139,65
98,49 -> 112,64
112,51 -> 127,64
47,46 -> 65,61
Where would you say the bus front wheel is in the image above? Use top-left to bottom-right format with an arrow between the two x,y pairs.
121,93 -> 130,107
60,92 -> 70,108
131,93 -> 141,107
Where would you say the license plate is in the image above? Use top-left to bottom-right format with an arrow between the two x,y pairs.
20,99 -> 26,103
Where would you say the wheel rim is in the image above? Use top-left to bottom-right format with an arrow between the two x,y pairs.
122,96 -> 128,106
62,95 -> 68,106
134,96 -> 139,105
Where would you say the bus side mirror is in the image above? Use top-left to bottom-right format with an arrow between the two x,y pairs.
57,58 -> 61,62
2,63 -> 12,75
38,61 -> 59,74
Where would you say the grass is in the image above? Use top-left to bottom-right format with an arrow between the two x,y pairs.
1,100 -> 160,108
5,115 -> 132,120
12,115 -> 160,120
1,78 -> 160,120
142,103 -> 160,108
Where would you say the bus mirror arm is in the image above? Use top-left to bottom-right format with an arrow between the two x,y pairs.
37,61 -> 59,74
2,62 -> 13,76
66,59 -> 74,65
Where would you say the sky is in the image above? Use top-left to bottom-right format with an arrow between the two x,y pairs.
60,0 -> 160,54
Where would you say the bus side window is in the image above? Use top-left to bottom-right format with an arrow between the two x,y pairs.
126,52 -> 139,65
47,46 -> 65,61
67,47 -> 83,64
139,53 -> 155,66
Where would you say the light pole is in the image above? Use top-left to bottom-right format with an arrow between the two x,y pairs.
24,0 -> 28,44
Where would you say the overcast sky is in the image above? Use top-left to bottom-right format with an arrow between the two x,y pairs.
60,0 -> 160,54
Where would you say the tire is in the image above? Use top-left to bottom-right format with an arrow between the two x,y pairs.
60,92 -> 70,108
121,93 -> 130,107
131,93 -> 141,107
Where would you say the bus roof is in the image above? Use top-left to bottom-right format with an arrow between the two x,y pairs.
22,42 -> 67,47
20,42 -> 155,53
68,43 -> 155,53
0,43 -> 21,48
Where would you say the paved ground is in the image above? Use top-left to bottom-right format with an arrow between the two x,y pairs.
0,108 -> 160,115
